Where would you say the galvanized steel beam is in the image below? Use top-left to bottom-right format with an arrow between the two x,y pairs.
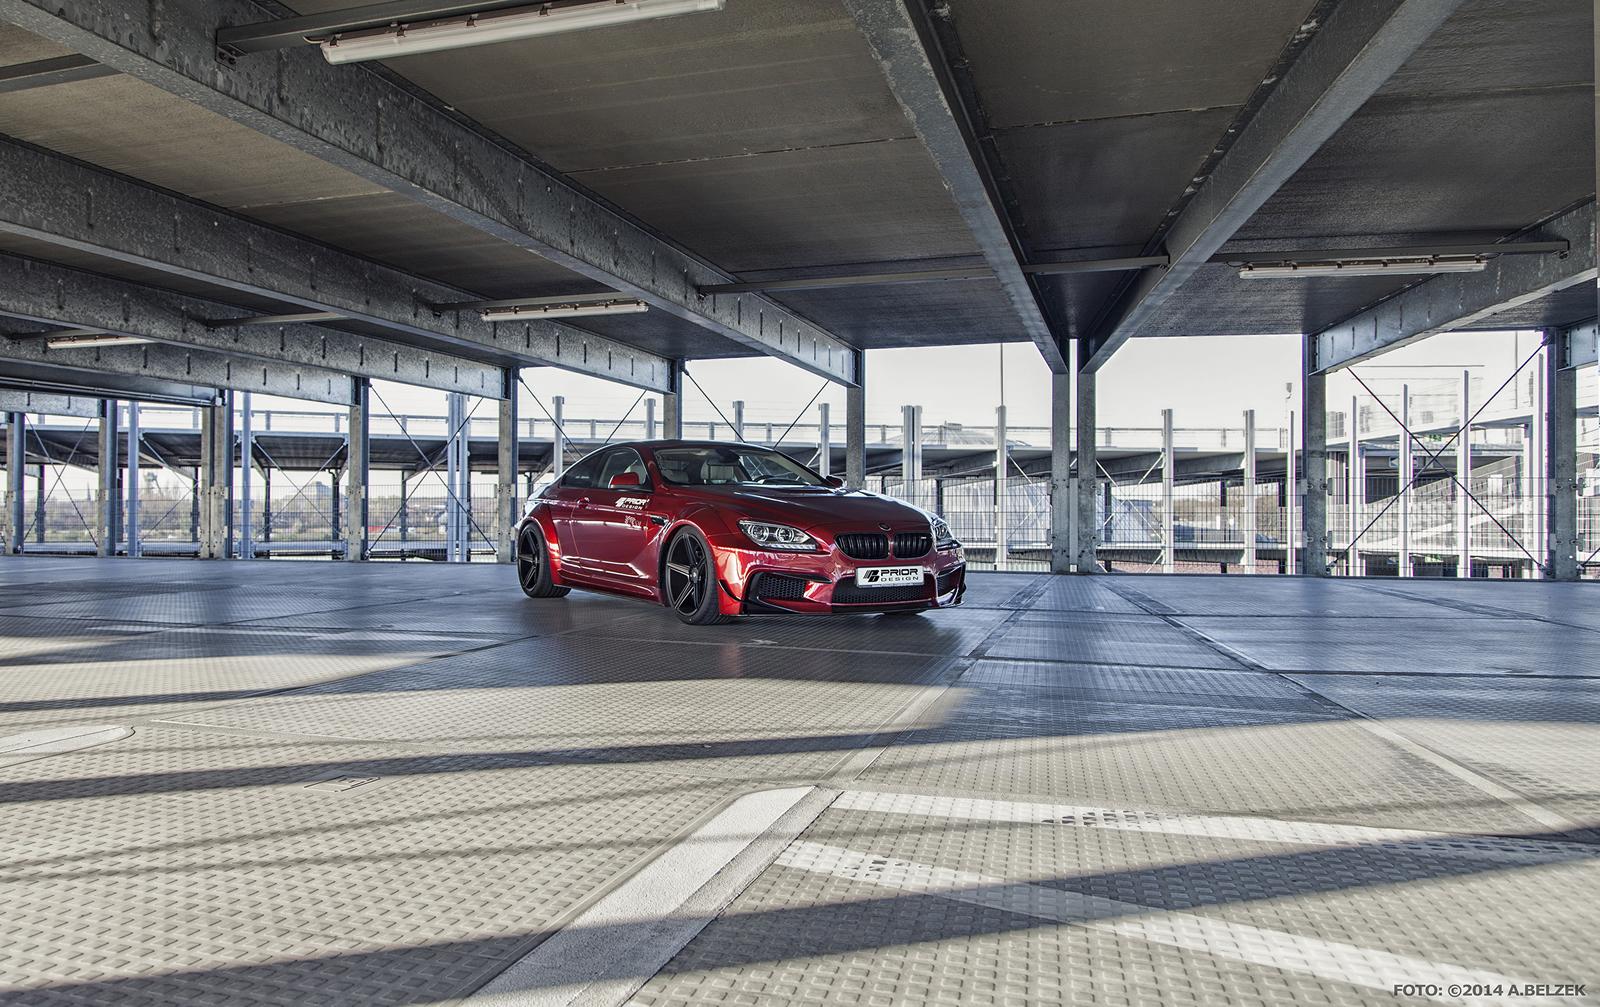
841,0 -> 1067,372
1315,204 -> 1598,371
0,253 -> 507,399
0,139 -> 672,392
1083,0 -> 1467,371
0,54 -> 115,93
0,0 -> 857,386
1562,319 -> 1598,368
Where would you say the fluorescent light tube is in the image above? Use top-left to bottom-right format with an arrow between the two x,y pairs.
321,0 -> 726,64
483,299 -> 649,322
1239,259 -> 1488,280
45,333 -> 153,349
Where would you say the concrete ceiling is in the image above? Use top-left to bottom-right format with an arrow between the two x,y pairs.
0,0 -> 1593,379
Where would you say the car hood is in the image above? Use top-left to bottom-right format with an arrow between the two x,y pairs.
677,485 -> 932,532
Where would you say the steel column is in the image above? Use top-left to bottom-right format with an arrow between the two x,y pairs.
32,463 -> 43,545
817,403 -> 831,477
645,397 -> 657,441
1399,385 -> 1412,578
1349,396 -> 1362,576
1049,372 -> 1072,573
238,393 -> 252,559
1530,348 -> 1547,577
994,405 -> 1009,571
346,379 -> 370,561
1243,409 -> 1257,574
96,399 -> 118,557
551,395 -> 566,480
1285,403 -> 1297,576
1301,339 -> 1329,576
1546,329 -> 1579,580
3,412 -> 23,554
1161,409 -> 1175,574
1074,370 -> 1099,573
124,400 -> 140,558
197,400 -> 229,559
662,361 -> 684,440
732,400 -> 745,440
496,372 -> 519,564
1457,371 -> 1472,578
446,392 -> 461,562
846,353 -> 867,490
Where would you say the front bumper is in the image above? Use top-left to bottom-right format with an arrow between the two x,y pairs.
715,544 -> 967,615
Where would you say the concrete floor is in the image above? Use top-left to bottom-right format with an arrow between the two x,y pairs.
0,558 -> 1596,1006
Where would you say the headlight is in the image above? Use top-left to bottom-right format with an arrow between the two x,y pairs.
931,515 -> 959,550
738,520 -> 819,552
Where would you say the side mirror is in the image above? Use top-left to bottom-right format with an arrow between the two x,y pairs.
823,475 -> 845,488
608,471 -> 642,490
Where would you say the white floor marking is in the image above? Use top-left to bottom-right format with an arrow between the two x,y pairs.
467,786 -> 831,1007
777,842 -> 1582,1006
831,791 -> 1597,866
0,724 -> 132,768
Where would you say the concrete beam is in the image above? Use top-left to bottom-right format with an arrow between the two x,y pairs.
841,0 -> 1067,372
1564,319 -> 1598,368
0,0 -> 858,386
0,253 -> 506,399
1316,203 -> 1598,370
0,390 -> 102,418
0,139 -> 672,392
0,329 -> 352,406
1083,0 -> 1466,370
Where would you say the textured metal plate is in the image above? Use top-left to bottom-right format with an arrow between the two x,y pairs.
984,611 -> 1246,669
0,726 -> 746,1006
1181,615 -> 1593,675
174,636 -> 956,782
588,606 -> 1010,657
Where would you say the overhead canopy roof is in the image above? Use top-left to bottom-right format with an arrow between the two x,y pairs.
0,0 -> 1592,399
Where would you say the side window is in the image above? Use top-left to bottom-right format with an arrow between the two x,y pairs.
596,448 -> 651,491
562,452 -> 605,490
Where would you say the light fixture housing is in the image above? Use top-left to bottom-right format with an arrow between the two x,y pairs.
320,0 -> 726,64
1238,258 -> 1488,280
482,299 -> 649,322
45,333 -> 153,350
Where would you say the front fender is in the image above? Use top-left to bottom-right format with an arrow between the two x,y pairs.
519,505 -> 569,585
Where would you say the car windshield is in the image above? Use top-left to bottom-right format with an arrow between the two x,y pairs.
654,446 -> 826,487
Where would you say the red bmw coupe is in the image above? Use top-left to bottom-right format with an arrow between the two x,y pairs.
514,441 -> 966,624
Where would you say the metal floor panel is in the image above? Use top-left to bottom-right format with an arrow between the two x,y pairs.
631,800 -> 1600,1007
1180,615 -> 1599,675
984,611 -> 1246,669
0,560 -> 1595,1005
587,605 -> 1011,656
0,725 -> 746,1006
1291,673 -> 1600,830
171,636 -> 957,781
0,626 -> 478,733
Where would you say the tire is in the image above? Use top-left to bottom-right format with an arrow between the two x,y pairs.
662,527 -> 732,625
516,525 -> 570,599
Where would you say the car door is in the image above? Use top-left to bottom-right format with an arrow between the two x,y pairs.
572,447 -> 657,587
547,451 -> 604,567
